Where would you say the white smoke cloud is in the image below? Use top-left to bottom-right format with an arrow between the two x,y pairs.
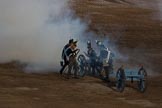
0,0 -> 87,72
1,0 -> 159,74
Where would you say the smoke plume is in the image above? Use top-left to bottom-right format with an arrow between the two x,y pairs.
0,0 -> 87,72
0,0 -> 161,74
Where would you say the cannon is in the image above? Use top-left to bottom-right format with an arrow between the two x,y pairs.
77,54 -> 147,93
115,66 -> 147,92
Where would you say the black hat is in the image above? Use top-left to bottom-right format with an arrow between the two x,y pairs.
87,41 -> 91,48
73,40 -> 78,43
69,39 -> 74,44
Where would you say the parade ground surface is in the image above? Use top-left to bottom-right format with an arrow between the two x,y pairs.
0,0 -> 162,108
0,64 -> 162,108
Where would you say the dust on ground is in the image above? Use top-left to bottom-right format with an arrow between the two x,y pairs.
0,64 -> 162,108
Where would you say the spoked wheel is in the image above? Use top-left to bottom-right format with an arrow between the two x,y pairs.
137,66 -> 147,93
77,54 -> 88,77
116,67 -> 126,92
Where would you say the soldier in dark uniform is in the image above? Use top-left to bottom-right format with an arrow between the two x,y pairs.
60,39 -> 74,75
96,40 -> 114,82
84,41 -> 97,75
65,41 -> 79,79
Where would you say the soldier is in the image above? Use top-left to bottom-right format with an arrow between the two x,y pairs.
65,40 -> 79,79
96,40 -> 114,82
59,39 -> 74,75
84,41 -> 97,75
